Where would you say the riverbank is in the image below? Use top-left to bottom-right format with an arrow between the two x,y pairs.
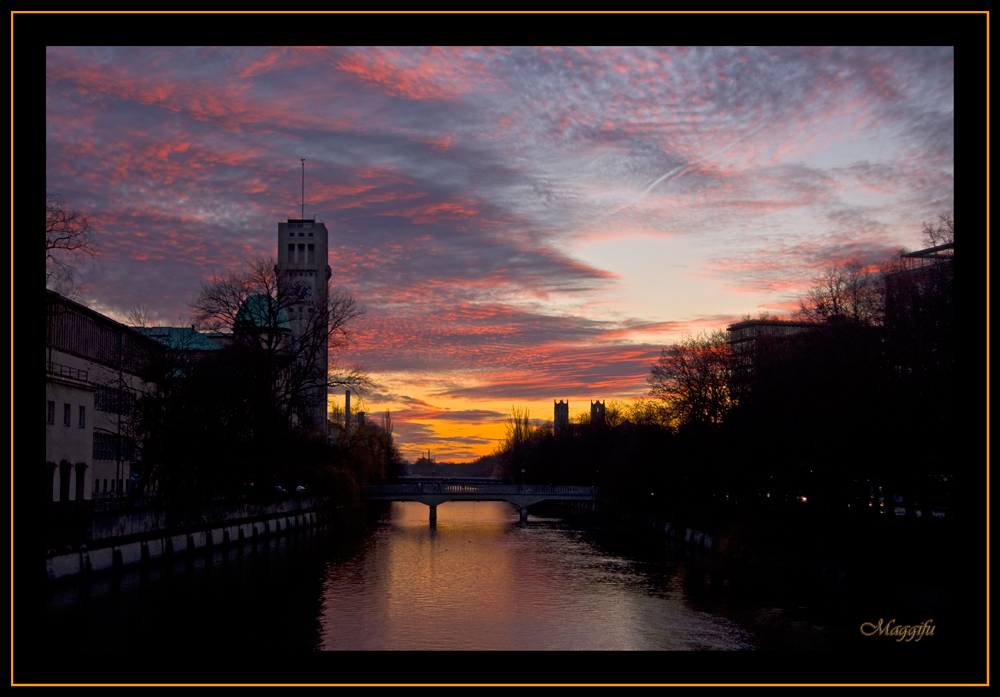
37,495 -> 370,586
537,498 -> 984,650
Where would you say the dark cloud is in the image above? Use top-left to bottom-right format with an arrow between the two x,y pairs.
45,46 -> 955,460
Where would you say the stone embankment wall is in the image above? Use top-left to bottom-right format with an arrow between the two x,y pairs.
45,497 -> 337,584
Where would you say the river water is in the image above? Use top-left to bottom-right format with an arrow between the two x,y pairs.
22,500 -> 961,683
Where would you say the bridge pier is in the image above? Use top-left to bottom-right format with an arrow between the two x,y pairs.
519,506 -> 528,523
429,504 -> 437,523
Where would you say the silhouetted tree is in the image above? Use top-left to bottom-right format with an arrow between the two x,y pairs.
190,256 -> 372,430
131,257 -> 376,500
922,211 -> 954,247
648,330 -> 733,430
46,190 -> 96,294
797,258 -> 884,326
337,410 -> 404,487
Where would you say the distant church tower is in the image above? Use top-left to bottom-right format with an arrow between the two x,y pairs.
590,400 -> 605,426
276,213 -> 332,431
554,400 -> 569,431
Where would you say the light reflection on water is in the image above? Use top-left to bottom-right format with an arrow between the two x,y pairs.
29,500 -> 836,659
318,501 -> 752,651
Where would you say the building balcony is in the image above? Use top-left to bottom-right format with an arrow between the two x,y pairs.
46,361 -> 89,383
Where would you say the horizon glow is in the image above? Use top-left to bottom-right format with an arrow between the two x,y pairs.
45,45 -> 954,462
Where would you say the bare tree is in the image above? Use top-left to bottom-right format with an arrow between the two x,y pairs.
922,212 -> 954,248
648,330 -> 732,429
624,397 -> 673,428
603,399 -> 628,428
190,257 -> 373,429
502,405 -> 533,452
46,190 -> 96,293
797,258 -> 885,326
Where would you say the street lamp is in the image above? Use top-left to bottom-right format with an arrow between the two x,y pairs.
521,468 -> 526,490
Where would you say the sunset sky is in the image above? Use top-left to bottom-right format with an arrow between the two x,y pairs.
45,45 -> 955,462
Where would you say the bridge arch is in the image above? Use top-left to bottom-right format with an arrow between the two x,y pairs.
364,482 -> 598,522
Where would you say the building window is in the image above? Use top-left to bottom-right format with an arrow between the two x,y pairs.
308,232 -> 313,237
47,401 -> 55,424
64,403 -> 71,426
307,244 -> 315,264
94,478 -> 100,495
298,232 -> 305,237
79,406 -> 86,428
288,243 -> 295,263
298,244 -> 305,261
103,479 -> 108,493
93,432 -> 137,461
110,479 -> 115,492
95,385 -> 135,415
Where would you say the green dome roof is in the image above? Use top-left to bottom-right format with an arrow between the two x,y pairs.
235,294 -> 291,331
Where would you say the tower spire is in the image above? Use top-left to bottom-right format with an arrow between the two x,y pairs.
300,158 -> 306,219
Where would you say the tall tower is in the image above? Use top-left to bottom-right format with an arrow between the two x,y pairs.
276,215 -> 332,430
554,400 -> 569,431
590,400 -> 605,426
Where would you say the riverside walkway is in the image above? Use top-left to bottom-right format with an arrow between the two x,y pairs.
363,482 -> 598,522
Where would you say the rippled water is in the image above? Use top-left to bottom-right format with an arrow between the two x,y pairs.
21,499 -> 981,683
21,500 -> 860,685
319,501 -> 755,651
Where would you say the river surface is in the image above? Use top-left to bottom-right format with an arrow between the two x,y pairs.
22,500 -> 923,683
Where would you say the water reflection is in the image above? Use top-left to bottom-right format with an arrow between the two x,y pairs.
29,500 -> 834,659
318,502 -> 753,651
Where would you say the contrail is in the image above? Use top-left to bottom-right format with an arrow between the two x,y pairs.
597,120 -> 769,223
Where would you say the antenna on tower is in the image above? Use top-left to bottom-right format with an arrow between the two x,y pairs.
300,159 -> 306,219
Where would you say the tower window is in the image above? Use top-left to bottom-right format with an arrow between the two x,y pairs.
288,244 -> 295,263
307,244 -> 315,264
298,232 -> 305,237
308,232 -> 314,237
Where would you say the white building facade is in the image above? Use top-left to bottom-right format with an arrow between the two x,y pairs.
45,291 -> 163,503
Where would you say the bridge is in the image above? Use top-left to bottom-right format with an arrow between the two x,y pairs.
364,481 -> 598,522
